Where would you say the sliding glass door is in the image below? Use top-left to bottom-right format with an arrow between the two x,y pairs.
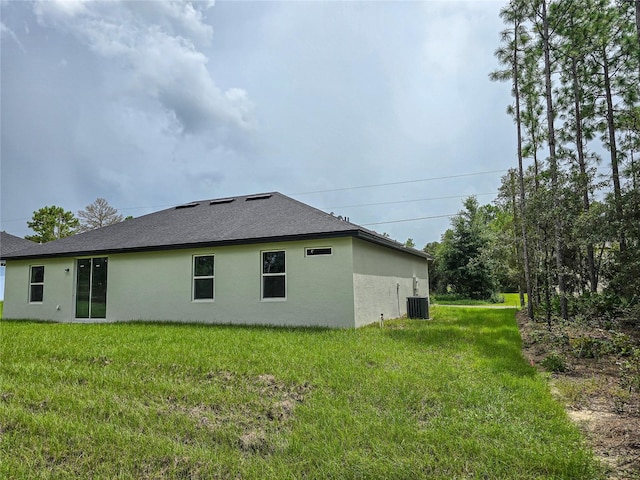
76,257 -> 108,319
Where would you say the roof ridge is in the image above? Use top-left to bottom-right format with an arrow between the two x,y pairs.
275,192 -> 359,227
2,192 -> 429,260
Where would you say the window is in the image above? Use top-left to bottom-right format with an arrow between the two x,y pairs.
193,255 -> 214,301
305,247 -> 332,257
29,265 -> 44,303
262,251 -> 286,299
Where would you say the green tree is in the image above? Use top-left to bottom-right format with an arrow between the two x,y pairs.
25,206 -> 79,243
494,171 -> 528,298
585,0 -> 638,254
491,0 -> 640,322
533,0 -> 569,320
438,197 -> 498,300
78,198 -> 124,232
423,241 -> 447,294
490,0 -> 535,317
554,0 -> 601,293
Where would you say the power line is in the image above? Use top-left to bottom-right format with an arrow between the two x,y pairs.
289,170 -> 507,195
2,171 -> 503,230
323,192 -> 497,210
117,204 -> 176,211
362,214 -> 456,226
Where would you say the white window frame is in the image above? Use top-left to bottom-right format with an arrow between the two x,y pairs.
305,246 -> 333,257
29,265 -> 45,303
192,255 -> 215,302
261,250 -> 287,301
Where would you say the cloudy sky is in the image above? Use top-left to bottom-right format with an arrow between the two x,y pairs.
1,0 -> 514,252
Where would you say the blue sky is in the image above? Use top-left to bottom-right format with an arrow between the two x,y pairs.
1,0 -> 513,260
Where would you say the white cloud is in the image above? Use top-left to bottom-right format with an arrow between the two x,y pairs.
35,0 -> 90,19
1,21 -> 24,50
137,0 -> 215,44
2,0 -> 513,247
33,0 -> 253,135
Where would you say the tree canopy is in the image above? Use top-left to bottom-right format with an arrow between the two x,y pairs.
25,206 -> 79,243
486,0 -> 639,322
77,198 -> 124,232
428,197 -> 499,300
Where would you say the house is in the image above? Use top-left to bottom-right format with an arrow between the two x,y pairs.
2,193 -> 430,328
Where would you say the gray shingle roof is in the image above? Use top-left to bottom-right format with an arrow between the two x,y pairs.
0,232 -> 37,259
3,193 -> 429,260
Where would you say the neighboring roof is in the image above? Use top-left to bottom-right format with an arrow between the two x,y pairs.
0,232 -> 37,259
3,192 -> 431,260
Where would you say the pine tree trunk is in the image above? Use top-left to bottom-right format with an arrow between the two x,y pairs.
528,92 -> 543,309
541,0 -> 568,320
636,1 -> 640,52
602,47 -> 626,253
510,171 -> 527,310
570,56 -> 598,292
512,24 -> 535,319
533,150 -> 542,307
543,228 -> 553,329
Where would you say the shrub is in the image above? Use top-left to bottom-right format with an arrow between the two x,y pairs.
604,333 -> 635,356
431,293 -> 469,303
489,293 -> 505,304
570,337 -> 603,359
569,292 -> 640,326
611,388 -> 632,414
541,352 -> 567,373
618,348 -> 640,394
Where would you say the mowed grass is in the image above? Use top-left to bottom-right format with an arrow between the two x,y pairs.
431,293 -> 526,307
502,293 -> 526,308
0,308 -> 601,479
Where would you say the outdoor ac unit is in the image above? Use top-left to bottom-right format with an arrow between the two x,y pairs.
407,297 -> 429,319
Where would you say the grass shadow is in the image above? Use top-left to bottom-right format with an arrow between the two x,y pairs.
384,307 -> 535,378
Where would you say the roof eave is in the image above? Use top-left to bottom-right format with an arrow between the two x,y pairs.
354,230 -> 431,260
1,230 -> 362,260
2,229 -> 431,261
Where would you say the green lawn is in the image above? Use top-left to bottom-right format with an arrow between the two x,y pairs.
502,292 -> 526,307
0,308 -> 601,479
431,293 -> 526,307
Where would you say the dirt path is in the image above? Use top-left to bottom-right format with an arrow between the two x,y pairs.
516,311 -> 640,479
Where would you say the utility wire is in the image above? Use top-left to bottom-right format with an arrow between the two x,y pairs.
323,192 -> 497,210
289,169 -> 507,195
118,204 -> 176,211
362,214 -> 457,226
2,170 -> 504,228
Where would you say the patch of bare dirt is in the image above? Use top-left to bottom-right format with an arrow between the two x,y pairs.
517,311 -> 640,479
165,371 -> 313,454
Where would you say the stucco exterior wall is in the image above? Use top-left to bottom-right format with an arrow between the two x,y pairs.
351,238 -> 429,327
3,257 -> 76,322
3,237 -> 356,328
